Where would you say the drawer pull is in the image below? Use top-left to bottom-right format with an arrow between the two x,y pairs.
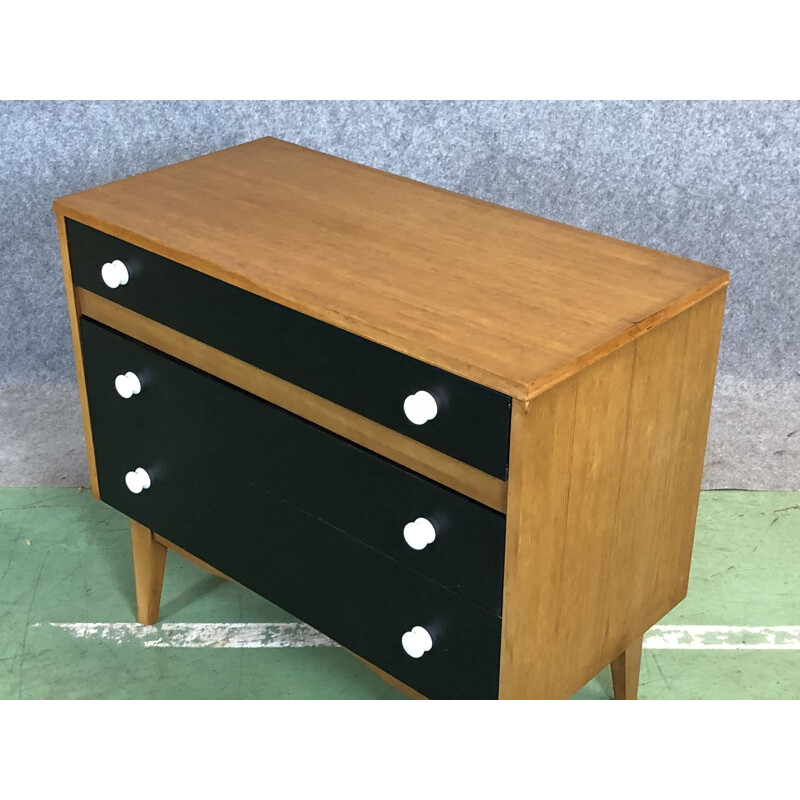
403,517 -> 437,551
125,467 -> 151,494
403,390 -> 438,425
401,626 -> 433,659
114,371 -> 142,399
101,259 -> 129,289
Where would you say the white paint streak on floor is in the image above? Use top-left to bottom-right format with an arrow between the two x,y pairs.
36,622 -> 339,648
35,623 -> 800,650
645,625 -> 800,650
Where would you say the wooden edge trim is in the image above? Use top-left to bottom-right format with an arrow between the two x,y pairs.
75,288 -> 507,513
55,213 -> 100,499
152,533 -> 236,583
351,653 -> 426,700
523,278 -> 730,400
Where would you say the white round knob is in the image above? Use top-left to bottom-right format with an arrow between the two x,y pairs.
125,468 -> 151,494
114,372 -> 142,399
403,517 -> 436,550
101,259 -> 129,289
401,626 -> 433,659
403,390 -> 438,425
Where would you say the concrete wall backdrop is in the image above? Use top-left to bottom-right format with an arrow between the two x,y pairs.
1,101 -> 798,488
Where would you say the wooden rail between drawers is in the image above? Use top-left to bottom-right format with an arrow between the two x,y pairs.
75,288 -> 508,513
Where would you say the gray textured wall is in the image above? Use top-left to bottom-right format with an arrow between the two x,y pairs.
1,101 -> 798,488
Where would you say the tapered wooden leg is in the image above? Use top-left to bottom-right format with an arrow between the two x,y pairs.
130,519 -> 168,625
610,635 -> 643,700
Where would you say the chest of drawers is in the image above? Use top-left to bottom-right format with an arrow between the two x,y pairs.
54,137 -> 728,699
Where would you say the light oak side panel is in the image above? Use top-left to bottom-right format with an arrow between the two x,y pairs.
499,289 -> 726,699
55,213 -> 99,497
76,289 -> 507,513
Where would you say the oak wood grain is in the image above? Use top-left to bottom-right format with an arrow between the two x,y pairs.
54,137 -> 728,400
76,288 -> 507,513
55,213 -> 100,498
498,288 -> 726,699
130,519 -> 168,625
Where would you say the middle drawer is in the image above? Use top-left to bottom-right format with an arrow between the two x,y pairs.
80,318 -> 506,615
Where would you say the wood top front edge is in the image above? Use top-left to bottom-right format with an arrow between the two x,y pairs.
53,137 -> 729,401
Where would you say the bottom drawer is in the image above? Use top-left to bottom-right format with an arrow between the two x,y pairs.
85,372 -> 501,701
96,434 -> 501,699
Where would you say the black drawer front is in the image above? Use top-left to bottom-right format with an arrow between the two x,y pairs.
80,319 -> 506,616
82,359 -> 501,701
67,219 -> 511,479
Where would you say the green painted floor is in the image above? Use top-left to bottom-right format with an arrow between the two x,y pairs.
0,488 -> 798,699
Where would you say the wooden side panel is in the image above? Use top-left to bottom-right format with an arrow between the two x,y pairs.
499,289 -> 726,699
55,213 -> 99,497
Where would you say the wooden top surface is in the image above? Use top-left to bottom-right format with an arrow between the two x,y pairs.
54,136 -> 728,399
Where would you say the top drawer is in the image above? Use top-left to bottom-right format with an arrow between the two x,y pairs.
66,220 -> 511,479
